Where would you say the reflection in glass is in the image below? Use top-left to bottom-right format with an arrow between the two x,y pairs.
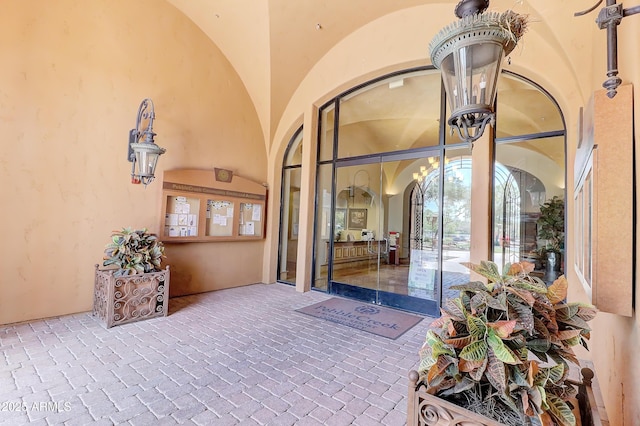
278,129 -> 303,284
337,70 -> 442,158
493,137 -> 565,278
313,164 -> 333,290
496,73 -> 564,138
319,104 -> 335,162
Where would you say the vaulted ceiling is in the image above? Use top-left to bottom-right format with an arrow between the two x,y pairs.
165,0 -> 596,149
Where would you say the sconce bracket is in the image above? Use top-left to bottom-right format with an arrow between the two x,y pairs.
127,129 -> 137,162
596,3 -> 623,29
576,1 -> 640,98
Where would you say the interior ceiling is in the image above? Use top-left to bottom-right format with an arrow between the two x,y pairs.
165,0 -> 576,168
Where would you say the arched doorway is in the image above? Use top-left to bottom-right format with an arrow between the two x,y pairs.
280,68 -> 565,315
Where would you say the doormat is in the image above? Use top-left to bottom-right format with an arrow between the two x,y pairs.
296,298 -> 423,340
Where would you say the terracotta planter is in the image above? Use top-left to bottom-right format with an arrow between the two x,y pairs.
93,265 -> 170,328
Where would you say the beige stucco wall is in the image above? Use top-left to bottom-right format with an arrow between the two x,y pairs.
564,16 -> 640,426
0,0 -> 266,325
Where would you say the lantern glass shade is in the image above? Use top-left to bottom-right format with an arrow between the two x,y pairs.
131,142 -> 165,180
440,41 -> 503,118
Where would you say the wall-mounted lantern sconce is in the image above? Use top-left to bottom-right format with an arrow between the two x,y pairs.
128,98 -> 166,186
429,0 -> 528,145
575,0 -> 640,98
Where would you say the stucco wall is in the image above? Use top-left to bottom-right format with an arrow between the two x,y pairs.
0,0 -> 266,325
564,16 -> 640,426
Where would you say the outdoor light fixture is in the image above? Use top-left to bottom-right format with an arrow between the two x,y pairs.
128,98 -> 166,186
429,0 -> 528,145
575,0 -> 640,98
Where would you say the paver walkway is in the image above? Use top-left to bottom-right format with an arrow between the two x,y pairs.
0,283 -> 433,425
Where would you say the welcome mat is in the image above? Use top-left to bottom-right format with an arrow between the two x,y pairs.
296,298 -> 423,339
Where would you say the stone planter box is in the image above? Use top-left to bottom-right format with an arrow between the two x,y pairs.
93,265 -> 170,328
407,368 -> 603,426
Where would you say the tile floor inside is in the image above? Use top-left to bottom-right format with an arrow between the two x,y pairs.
0,283 -> 433,426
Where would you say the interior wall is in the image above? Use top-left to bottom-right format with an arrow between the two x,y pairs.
0,0 -> 266,325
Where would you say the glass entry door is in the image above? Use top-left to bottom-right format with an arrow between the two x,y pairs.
329,153 -> 441,315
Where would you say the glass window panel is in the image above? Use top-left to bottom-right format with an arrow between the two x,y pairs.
284,129 -> 303,166
313,163 -> 333,290
337,70 -> 442,158
496,73 -> 564,137
493,136 -> 565,277
278,167 -> 301,284
318,104 -> 335,162
442,147 -> 472,298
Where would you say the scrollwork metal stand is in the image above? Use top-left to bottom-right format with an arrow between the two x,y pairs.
93,265 -> 170,328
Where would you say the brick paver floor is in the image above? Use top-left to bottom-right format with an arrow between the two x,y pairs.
0,283 -> 433,425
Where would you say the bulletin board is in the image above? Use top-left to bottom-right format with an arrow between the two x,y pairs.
160,168 -> 267,242
206,200 -> 234,237
239,203 -> 263,237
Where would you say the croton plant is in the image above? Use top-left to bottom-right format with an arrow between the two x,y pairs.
418,261 -> 597,426
103,228 -> 165,277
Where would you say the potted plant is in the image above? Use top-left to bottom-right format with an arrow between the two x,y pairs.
93,227 -> 170,328
408,261 -> 597,426
537,196 -> 565,272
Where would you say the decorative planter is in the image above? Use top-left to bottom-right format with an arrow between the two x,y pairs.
93,265 -> 170,328
407,369 -> 603,426
407,370 -> 503,426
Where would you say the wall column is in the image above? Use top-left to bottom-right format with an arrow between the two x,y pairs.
469,130 -> 494,267
294,104 -> 319,292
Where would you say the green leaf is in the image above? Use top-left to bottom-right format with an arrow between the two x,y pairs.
510,365 -> 529,387
505,286 -> 536,306
531,350 -> 549,363
444,335 -> 475,349
487,331 -> 521,365
547,364 -> 566,384
576,304 -> 598,321
460,340 -> 488,361
510,301 -> 535,333
467,358 -> 488,381
534,317 -> 551,339
535,364 -> 565,386
512,277 -> 548,294
418,346 -> 436,374
442,298 -> 466,321
466,315 -> 487,338
557,314 -> 591,331
487,320 -> 517,338
485,349 -> 507,393
546,393 -> 576,426
555,303 -> 580,321
427,355 -> 455,384
440,376 -> 476,396
527,386 -> 544,413
462,261 -> 502,283
486,293 -> 508,311
470,292 -> 488,313
449,281 -> 490,293
425,330 -> 455,358
526,338 -> 551,353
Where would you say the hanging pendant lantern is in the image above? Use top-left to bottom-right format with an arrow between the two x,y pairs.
429,1 -> 528,145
